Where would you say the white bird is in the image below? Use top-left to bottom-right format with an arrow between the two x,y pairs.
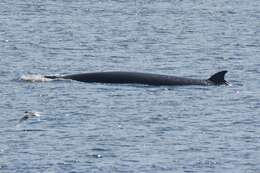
19,111 -> 41,123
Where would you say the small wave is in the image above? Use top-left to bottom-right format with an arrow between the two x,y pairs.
21,74 -> 53,82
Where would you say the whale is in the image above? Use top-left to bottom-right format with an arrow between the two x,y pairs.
44,71 -> 228,86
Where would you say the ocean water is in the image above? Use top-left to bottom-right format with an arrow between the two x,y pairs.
0,0 -> 260,172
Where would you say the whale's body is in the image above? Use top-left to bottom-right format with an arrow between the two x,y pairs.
45,71 -> 228,86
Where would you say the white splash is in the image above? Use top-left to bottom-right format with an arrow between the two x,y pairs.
226,82 -> 232,86
21,74 -> 53,82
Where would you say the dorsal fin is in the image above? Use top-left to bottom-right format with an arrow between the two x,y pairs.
208,71 -> 228,85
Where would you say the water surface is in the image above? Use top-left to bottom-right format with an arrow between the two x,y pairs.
0,0 -> 260,172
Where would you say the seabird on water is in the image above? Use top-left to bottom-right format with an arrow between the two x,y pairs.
19,111 -> 41,123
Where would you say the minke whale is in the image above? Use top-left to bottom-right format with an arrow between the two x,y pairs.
44,71 -> 228,86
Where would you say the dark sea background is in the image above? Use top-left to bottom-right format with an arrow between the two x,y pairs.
0,0 -> 260,172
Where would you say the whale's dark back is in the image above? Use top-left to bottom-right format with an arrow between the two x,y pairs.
61,72 -> 207,85
45,71 -> 228,86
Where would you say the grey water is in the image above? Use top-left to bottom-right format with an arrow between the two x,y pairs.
0,0 -> 260,172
